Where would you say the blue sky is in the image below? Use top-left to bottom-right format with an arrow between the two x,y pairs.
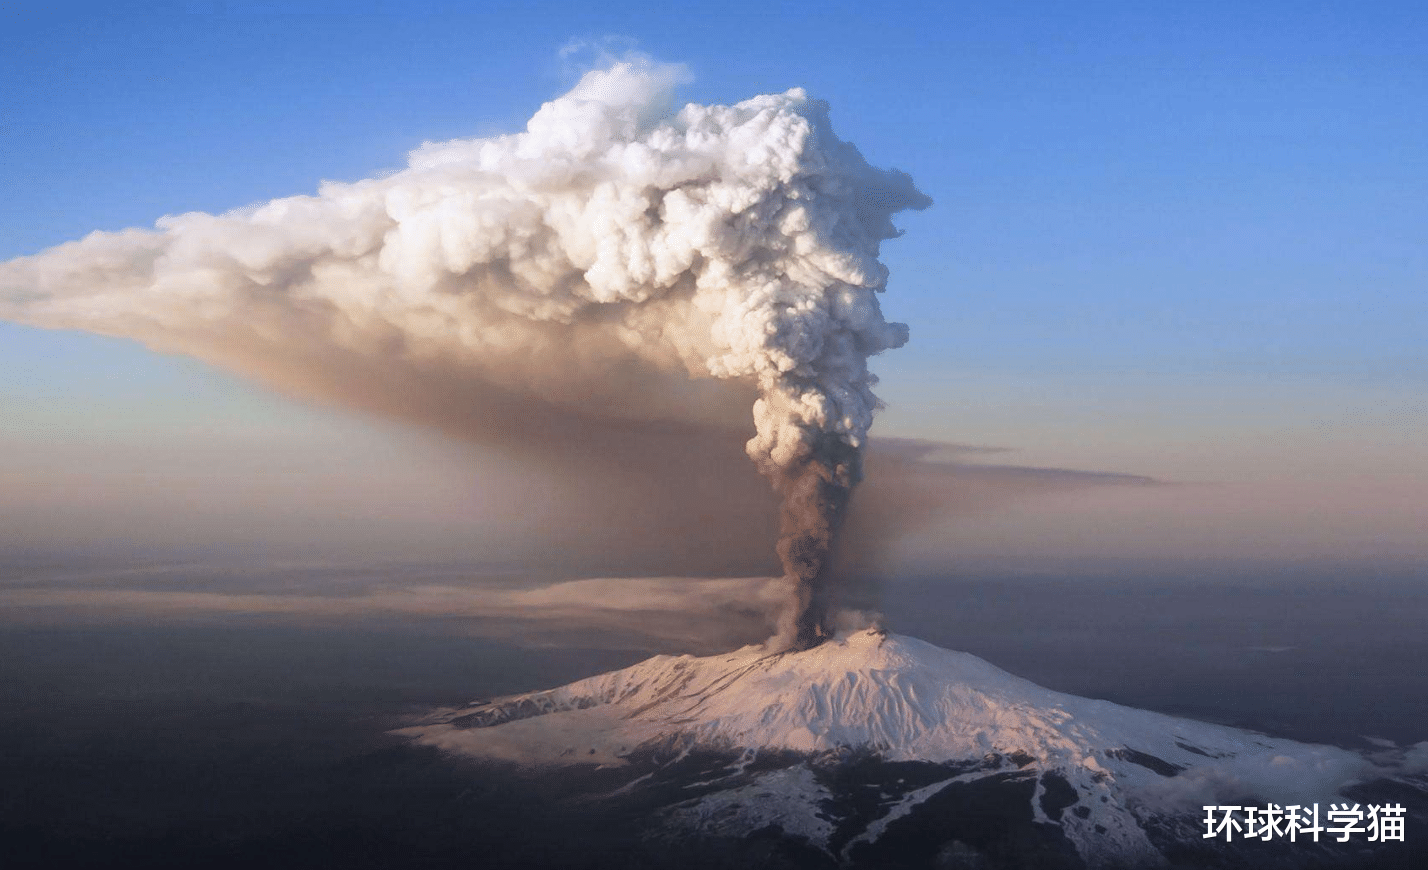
2,2 -> 1425,566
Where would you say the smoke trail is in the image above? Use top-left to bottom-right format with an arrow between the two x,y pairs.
0,56 -> 929,649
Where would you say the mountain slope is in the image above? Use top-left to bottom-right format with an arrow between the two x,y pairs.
399,629 -> 1425,869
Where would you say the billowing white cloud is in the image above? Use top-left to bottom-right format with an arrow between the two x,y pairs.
0,56 -> 930,641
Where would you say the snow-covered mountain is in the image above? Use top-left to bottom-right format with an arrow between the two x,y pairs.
399,629 -> 1426,869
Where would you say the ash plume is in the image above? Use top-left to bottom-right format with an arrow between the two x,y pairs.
0,56 -> 929,649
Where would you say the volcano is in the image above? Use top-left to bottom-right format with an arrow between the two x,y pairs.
398,629 -> 1426,869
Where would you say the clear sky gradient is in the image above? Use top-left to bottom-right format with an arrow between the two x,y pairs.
2,2 -> 1424,568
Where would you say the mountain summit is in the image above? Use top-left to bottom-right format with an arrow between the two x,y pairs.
401,629 -> 1425,869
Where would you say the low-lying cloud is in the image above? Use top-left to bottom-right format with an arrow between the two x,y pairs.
0,572 -> 787,653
